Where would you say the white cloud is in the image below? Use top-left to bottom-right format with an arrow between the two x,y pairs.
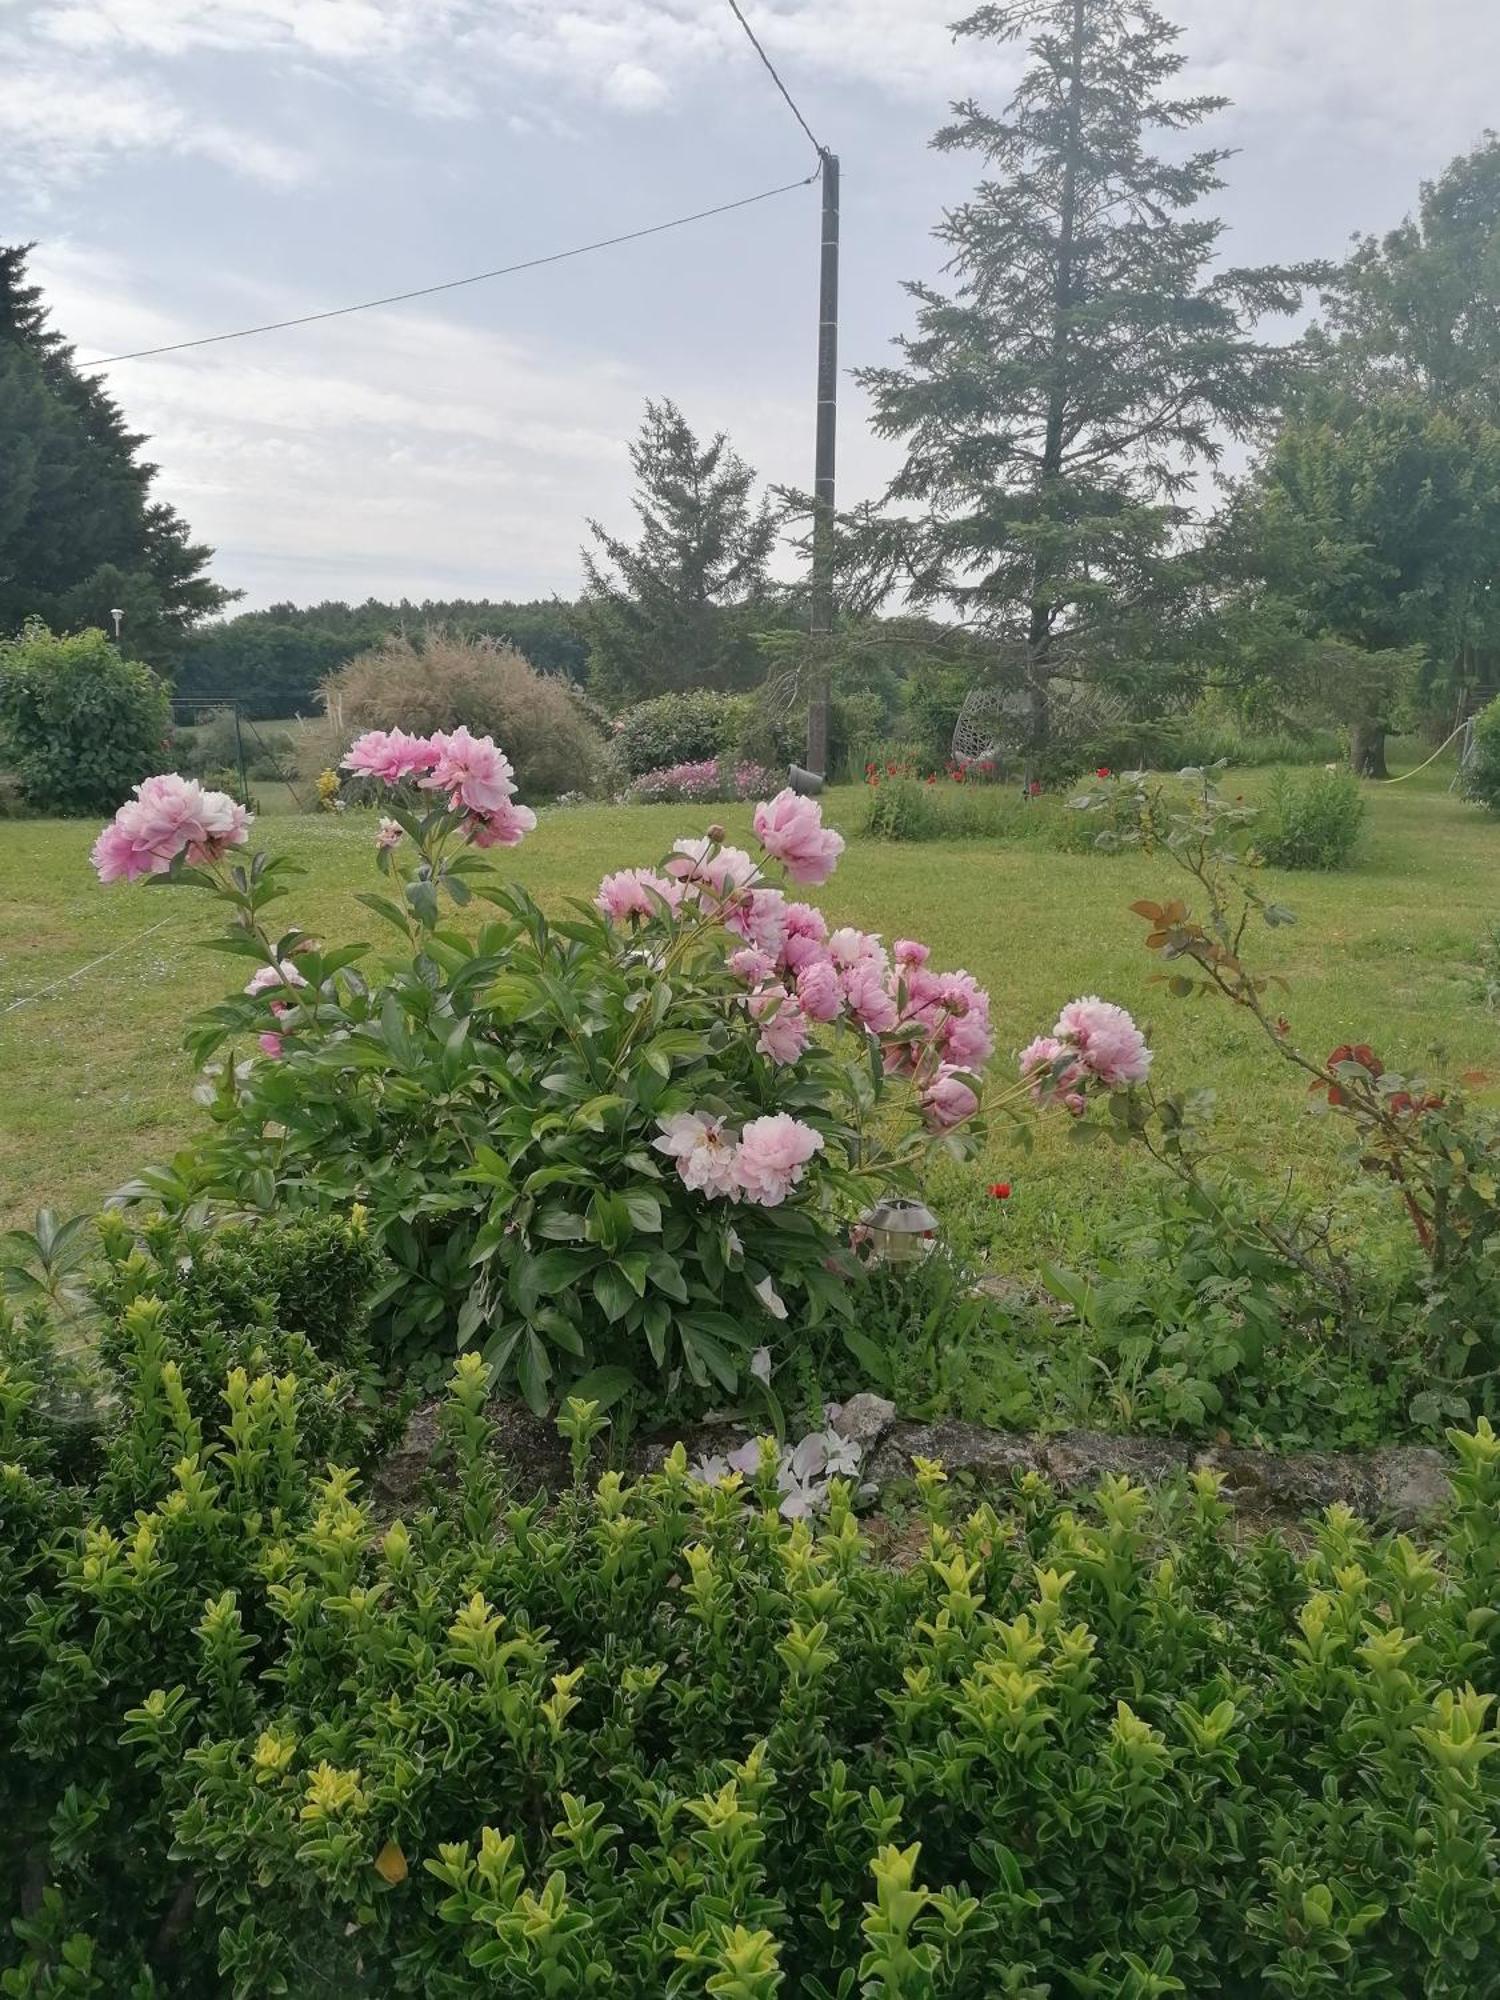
0,45 -> 307,183
602,61 -> 670,114
33,241 -> 890,607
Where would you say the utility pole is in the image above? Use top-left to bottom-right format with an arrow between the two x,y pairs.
805,149 -> 839,777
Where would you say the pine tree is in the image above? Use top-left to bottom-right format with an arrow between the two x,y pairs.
856,0 -> 1317,766
580,399 -> 777,704
0,243 -> 231,663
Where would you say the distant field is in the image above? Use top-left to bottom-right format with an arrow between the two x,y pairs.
2,760 -> 1496,1279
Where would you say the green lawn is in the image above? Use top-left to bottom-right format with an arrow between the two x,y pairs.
2,766 -> 1495,1275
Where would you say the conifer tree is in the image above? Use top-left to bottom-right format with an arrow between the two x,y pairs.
0,243 -> 230,662
580,399 -> 777,704
857,0 -> 1316,763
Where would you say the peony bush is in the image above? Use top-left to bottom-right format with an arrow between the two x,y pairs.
89,734 -> 1151,1415
623,756 -> 778,805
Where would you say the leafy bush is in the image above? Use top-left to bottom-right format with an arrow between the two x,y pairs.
1041,1175 -> 1426,1447
92,744 -> 1005,1413
610,689 -> 751,778
5,1335 -> 1500,1996
1259,766 -> 1367,869
1463,693 -> 1500,813
0,622 -> 172,816
861,775 -> 943,841
624,758 -> 778,805
321,631 -> 605,800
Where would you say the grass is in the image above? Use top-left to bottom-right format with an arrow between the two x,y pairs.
2,758 -> 1495,1285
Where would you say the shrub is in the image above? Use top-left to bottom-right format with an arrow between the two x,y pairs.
90,743 -> 1024,1413
624,758 -> 778,805
5,1337 -> 1500,1995
176,707 -> 294,784
1259,765 -> 1367,869
610,689 -> 750,778
0,622 -> 172,816
1463,692 -> 1500,813
860,775 -> 942,841
321,631 -> 605,800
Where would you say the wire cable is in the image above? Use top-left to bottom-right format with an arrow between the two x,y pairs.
77,172 -> 818,369
723,0 -> 826,162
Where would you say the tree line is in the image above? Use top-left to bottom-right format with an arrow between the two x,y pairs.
4,0 -> 1500,775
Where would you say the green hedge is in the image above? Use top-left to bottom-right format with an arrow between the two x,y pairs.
5,1259 -> 1500,1994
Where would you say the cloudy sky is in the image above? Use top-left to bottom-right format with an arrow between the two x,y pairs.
3,0 -> 1497,611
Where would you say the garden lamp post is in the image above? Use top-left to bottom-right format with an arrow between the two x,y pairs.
110,608 -> 124,640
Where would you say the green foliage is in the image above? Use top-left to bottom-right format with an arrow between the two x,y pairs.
861,777 -> 944,843
853,2 -> 1315,756
1041,1174 -> 1424,1447
580,399 -> 783,705
6,1339 -> 1500,1994
123,804 -> 960,1415
0,623 -> 172,817
0,243 -> 230,664
611,689 -> 753,778
1463,695 -> 1500,812
176,599 -> 591,721
174,708 -> 293,785
1259,767 -> 1368,870
320,630 -> 606,801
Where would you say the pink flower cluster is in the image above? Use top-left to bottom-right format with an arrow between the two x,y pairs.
655,1110 -> 825,1208
341,726 -> 536,848
91,775 -> 252,883
625,758 -> 778,805
243,957 -> 309,1060
594,792 -> 991,1138
1019,995 -> 1152,1114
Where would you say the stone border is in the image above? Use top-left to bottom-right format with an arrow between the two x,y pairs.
376,1391 -> 1452,1530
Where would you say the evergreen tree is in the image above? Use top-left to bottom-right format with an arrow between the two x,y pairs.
856,0 -> 1316,765
580,399 -> 778,704
0,243 -> 231,664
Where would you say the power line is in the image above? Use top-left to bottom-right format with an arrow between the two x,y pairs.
723,0 -> 826,162
77,172 -> 818,369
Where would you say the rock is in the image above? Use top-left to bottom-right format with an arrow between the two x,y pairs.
371,1398 -> 1452,1535
831,1393 -> 897,1447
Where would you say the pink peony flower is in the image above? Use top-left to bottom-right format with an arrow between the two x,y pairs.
893,939 -> 930,971
828,926 -> 888,974
734,1113 -> 825,1207
934,970 -> 995,1069
244,959 -> 308,999
752,789 -> 845,885
665,838 -> 758,897
1053,995 -> 1153,1087
842,956 -> 900,1035
90,819 -> 151,883
258,1032 -> 285,1059
419,726 -> 516,815
920,1065 -> 980,1131
376,817 -> 404,851
794,953 -> 842,1023
724,887 -> 788,959
653,1112 -> 741,1201
779,901 -> 829,971
750,987 -> 810,1066
90,774 -> 251,883
342,729 -> 437,784
463,801 -> 537,848
1018,1034 -> 1087,1114
728,946 -> 777,985
595,867 -> 677,923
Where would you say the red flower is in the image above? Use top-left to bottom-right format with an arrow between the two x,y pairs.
1096,766 -> 1111,778
1028,779 -> 1042,796
988,1182 -> 1012,1200
886,762 -> 898,776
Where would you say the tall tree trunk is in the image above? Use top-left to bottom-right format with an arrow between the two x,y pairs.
1026,0 -> 1088,780
1350,719 -> 1389,778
